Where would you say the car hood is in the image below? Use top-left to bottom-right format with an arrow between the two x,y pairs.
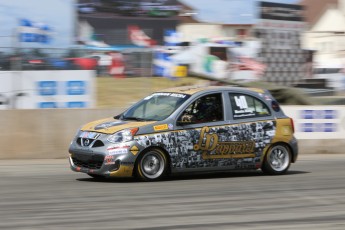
80,117 -> 156,134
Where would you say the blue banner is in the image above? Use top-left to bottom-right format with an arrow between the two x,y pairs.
19,18 -> 52,44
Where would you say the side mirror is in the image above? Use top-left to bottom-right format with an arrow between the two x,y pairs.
177,114 -> 196,126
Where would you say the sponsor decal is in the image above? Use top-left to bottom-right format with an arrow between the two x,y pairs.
264,95 -> 272,101
144,92 -> 187,100
168,123 -> 174,130
214,141 -> 255,156
170,93 -> 187,98
135,121 -> 276,169
104,155 -> 115,165
95,121 -> 126,130
130,146 -> 139,155
108,143 -> 130,148
80,132 -> 100,139
108,147 -> 128,155
194,126 -> 256,159
154,124 -> 169,131
234,112 -> 256,118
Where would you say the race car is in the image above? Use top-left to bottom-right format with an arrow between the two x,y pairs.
69,85 -> 298,181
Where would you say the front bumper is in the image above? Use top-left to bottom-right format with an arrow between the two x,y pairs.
69,156 -> 134,177
68,132 -> 140,178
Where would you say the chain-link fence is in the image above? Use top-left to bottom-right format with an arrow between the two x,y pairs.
0,46 -> 205,109
0,47 -> 153,78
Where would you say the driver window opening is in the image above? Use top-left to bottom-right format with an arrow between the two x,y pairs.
179,93 -> 223,124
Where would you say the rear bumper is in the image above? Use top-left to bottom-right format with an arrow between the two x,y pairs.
289,137 -> 298,163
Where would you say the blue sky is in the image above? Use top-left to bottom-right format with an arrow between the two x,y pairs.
180,0 -> 302,24
0,0 -> 301,49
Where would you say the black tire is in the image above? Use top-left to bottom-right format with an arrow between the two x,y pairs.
136,148 -> 168,181
261,144 -> 291,175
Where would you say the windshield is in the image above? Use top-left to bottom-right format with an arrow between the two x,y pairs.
121,92 -> 190,121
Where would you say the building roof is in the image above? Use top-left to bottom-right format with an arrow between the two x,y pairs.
178,0 -> 257,24
299,0 -> 338,27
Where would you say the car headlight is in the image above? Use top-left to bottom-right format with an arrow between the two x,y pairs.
107,128 -> 139,143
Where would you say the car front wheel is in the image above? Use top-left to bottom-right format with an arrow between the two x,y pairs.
262,144 -> 291,175
136,148 -> 168,181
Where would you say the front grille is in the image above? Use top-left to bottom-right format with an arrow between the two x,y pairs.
72,154 -> 104,169
93,140 -> 104,147
76,138 -> 104,148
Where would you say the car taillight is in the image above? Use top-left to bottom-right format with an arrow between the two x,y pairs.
290,118 -> 295,133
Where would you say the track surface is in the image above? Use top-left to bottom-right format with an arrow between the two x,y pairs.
1,154 -> 345,230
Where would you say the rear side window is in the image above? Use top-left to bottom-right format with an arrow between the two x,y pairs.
229,93 -> 271,119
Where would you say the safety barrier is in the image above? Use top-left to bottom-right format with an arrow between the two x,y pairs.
0,71 -> 95,109
0,106 -> 345,159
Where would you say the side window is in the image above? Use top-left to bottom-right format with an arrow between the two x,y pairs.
229,93 -> 271,119
179,93 -> 223,124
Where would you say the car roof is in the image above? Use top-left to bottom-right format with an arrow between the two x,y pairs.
157,85 -> 267,95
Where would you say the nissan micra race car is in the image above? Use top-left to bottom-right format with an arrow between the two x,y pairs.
69,86 -> 298,181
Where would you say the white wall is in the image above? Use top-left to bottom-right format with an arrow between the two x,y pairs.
0,70 -> 96,109
302,6 -> 345,64
177,23 -> 224,42
1,106 -> 345,159
283,106 -> 345,139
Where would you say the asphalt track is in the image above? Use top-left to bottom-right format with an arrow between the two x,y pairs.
1,154 -> 345,230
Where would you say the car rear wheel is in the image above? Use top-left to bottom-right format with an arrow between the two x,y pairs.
136,148 -> 168,181
262,144 -> 291,175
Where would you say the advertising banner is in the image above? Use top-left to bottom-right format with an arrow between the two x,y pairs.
255,1 -> 306,86
0,70 -> 95,109
259,1 -> 303,21
282,106 -> 345,139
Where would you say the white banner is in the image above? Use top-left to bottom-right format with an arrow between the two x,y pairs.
282,106 -> 345,139
0,70 -> 95,109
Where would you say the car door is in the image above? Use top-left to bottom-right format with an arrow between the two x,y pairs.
173,92 -> 226,171
226,92 -> 276,169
